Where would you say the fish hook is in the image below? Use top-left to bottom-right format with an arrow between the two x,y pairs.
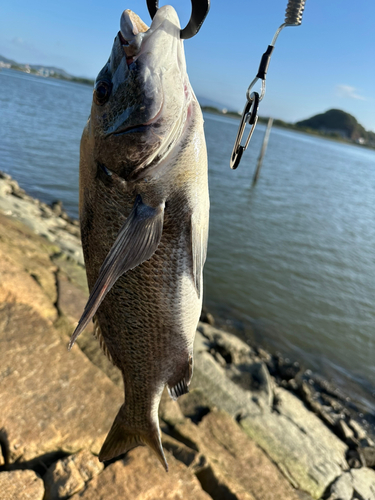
146,0 -> 210,39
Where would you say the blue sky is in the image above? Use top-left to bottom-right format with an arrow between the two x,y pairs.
1,0 -> 374,130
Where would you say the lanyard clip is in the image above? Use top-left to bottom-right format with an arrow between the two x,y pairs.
230,92 -> 259,170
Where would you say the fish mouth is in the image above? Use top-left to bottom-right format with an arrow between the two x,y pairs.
108,99 -> 164,137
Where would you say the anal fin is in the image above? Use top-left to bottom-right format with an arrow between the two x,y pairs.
167,355 -> 193,401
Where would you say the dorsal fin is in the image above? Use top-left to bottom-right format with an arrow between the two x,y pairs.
93,316 -> 114,365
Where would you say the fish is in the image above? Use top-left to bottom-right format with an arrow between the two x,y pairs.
69,5 -> 209,471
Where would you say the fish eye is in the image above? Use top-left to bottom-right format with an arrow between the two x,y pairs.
93,80 -> 113,106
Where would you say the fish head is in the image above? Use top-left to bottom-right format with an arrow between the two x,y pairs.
89,6 -> 191,181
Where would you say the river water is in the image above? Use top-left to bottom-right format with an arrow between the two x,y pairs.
1,68 -> 374,414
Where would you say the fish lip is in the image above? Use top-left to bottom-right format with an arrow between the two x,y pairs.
107,98 -> 164,137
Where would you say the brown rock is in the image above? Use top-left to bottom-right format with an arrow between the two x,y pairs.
54,259 -> 122,388
159,388 -> 186,426
0,303 -> 122,464
0,249 -> 57,323
0,470 -> 44,500
0,213 -> 59,306
70,447 -> 212,500
44,450 -> 104,500
161,433 -> 199,467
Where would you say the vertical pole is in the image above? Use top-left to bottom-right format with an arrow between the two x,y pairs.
253,117 -> 273,184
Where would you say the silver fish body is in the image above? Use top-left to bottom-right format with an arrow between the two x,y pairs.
70,6 -> 209,470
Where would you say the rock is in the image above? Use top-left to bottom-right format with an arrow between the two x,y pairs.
191,330 -> 262,419
327,472 -> 353,500
192,329 -> 348,498
195,411 -> 301,500
346,449 -> 363,468
328,468 -> 375,500
200,306 -> 215,325
177,388 -> 211,424
0,213 -> 59,321
241,387 -> 348,499
349,418 -> 375,447
0,302 -> 122,464
0,189 -> 83,265
159,388 -> 186,426
44,450 -> 104,500
351,467 -> 375,499
362,446 -> 375,468
56,272 -> 89,326
227,361 -> 274,408
51,200 -> 64,217
53,265 -> 122,388
336,419 -> 357,447
198,322 -> 253,365
166,410 -> 301,499
161,433 -> 199,467
0,470 -> 44,500
69,447 -> 212,500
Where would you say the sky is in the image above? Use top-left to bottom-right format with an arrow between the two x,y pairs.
1,0 -> 374,130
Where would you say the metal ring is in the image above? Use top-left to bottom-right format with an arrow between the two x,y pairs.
146,0 -> 210,39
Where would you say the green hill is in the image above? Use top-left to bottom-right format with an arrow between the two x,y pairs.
296,109 -> 367,141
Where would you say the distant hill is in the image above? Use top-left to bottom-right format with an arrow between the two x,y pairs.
0,54 -> 94,86
296,109 -> 368,142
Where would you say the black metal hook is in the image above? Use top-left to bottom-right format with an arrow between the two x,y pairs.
146,0 -> 210,39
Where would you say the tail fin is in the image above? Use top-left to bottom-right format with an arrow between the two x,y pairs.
99,406 -> 168,471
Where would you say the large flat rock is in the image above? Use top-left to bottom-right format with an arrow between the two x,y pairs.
0,303 -> 122,464
191,330 -> 262,418
69,447 -> 212,500
0,469 -> 44,500
241,387 -> 348,498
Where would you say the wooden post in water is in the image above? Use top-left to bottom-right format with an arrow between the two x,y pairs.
253,117 -> 273,184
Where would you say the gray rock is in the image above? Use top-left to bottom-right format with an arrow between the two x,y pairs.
44,450 -> 104,499
227,360 -> 274,408
351,467 -> 375,499
192,330 -> 262,419
241,387 -> 348,499
198,322 -> 253,365
362,447 -> 375,468
328,468 -> 375,500
0,178 -> 83,265
0,470 -> 44,500
327,473 -> 353,500
193,328 -> 348,499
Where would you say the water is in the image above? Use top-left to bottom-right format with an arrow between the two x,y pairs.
1,68 -> 374,414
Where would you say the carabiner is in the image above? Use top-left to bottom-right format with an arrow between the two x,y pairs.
230,93 -> 259,170
146,0 -> 210,39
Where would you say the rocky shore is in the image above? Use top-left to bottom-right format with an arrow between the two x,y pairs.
0,170 -> 374,500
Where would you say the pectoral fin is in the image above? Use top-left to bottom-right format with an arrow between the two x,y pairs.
69,195 -> 164,349
191,213 -> 209,298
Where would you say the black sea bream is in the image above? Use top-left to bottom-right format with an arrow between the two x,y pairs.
69,6 -> 209,470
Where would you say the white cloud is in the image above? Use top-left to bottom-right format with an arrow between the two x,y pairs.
336,84 -> 365,101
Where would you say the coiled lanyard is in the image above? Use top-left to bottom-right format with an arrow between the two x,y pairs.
230,0 -> 307,170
